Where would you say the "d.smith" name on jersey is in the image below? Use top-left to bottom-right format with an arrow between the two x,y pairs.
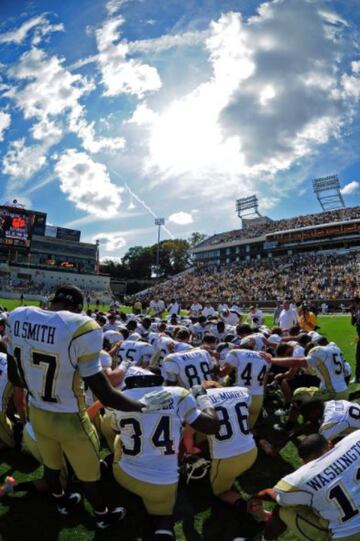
13,321 -> 56,344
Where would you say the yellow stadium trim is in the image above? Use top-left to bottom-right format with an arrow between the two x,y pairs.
72,319 -> 99,340
78,351 -> 100,364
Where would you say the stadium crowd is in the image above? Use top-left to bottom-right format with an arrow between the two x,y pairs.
197,206 -> 360,246
1,285 -> 360,541
136,252 -> 360,306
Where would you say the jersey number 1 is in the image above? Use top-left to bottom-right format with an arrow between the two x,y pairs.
328,467 -> 360,522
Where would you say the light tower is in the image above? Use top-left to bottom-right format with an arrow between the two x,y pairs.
154,217 -> 165,278
312,175 -> 345,211
236,195 -> 261,222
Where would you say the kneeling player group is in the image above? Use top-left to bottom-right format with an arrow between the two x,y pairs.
1,286 -> 360,541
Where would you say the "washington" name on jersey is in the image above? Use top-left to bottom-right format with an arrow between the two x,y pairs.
306,440 -> 360,491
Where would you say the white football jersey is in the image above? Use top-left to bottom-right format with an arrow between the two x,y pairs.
174,341 -> 193,353
103,330 -> 124,344
117,340 -> 154,367
7,306 -> 103,413
320,401 -> 360,441
222,349 -> 269,396
209,325 -> 229,342
150,336 -> 176,368
190,323 -> 210,343
162,348 -> 213,389
251,333 -> 266,352
207,387 -> 255,459
112,385 -> 201,484
307,344 -> 348,394
120,366 -> 153,390
275,430 -> 360,539
148,331 -> 160,347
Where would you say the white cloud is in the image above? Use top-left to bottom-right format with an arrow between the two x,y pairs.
70,115 -> 126,153
100,256 -> 123,263
6,46 -> 123,154
341,180 -> 359,195
91,226 -> 152,253
3,138 -> 47,179
30,118 -> 62,141
63,208 -> 144,228
94,232 -> 127,252
168,211 -> 194,225
55,149 -> 123,218
126,102 -> 157,125
68,29 -> 207,72
32,21 -> 64,46
0,15 -> 63,45
0,111 -> 11,141
128,30 -> 208,54
95,16 -> 162,97
143,1 -> 359,201
258,196 -> 280,211
2,138 -> 54,201
7,47 -> 93,123
106,0 -> 128,15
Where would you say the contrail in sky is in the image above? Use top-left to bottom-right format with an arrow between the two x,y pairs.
108,165 -> 175,239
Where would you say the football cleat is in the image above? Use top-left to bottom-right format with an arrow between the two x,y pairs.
182,456 -> 211,484
56,492 -> 82,515
95,506 -> 126,529
0,476 -> 17,497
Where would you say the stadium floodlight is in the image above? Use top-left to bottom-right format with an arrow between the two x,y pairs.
313,175 -> 345,211
236,195 -> 261,220
154,218 -> 165,278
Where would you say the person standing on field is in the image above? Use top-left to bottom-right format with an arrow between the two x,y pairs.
351,297 -> 360,384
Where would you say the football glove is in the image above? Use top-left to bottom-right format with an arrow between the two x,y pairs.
141,389 -> 172,411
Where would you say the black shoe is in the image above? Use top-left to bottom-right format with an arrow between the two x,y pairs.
95,506 -> 126,529
56,492 -> 82,515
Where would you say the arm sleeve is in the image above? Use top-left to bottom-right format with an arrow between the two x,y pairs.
305,354 -> 317,369
221,351 -> 236,369
178,390 -> 201,424
99,351 -> 112,369
161,358 -> 179,382
69,320 -> 103,378
320,420 -> 350,441
274,480 -> 312,507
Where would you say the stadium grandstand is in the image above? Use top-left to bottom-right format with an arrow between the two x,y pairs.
0,201 -> 112,303
135,199 -> 360,307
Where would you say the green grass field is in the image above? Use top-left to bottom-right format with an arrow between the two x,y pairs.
0,310 -> 358,541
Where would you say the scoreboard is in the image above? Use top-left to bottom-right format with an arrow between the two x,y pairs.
0,206 -> 37,249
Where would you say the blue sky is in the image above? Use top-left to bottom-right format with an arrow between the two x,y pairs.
0,0 -> 360,259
